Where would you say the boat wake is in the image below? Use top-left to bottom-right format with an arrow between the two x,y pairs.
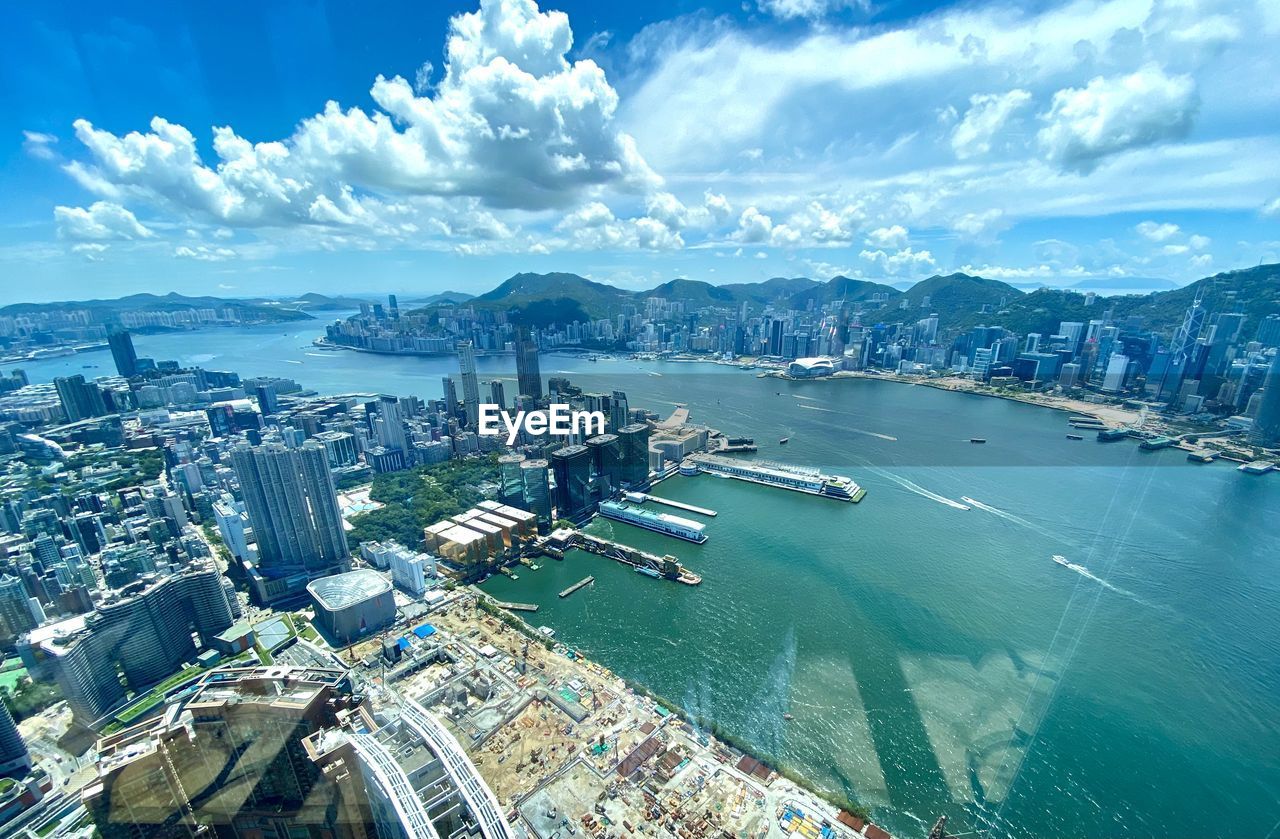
794,405 -> 898,440
961,497 -> 1034,528
1053,557 -> 1145,603
869,468 -> 969,510
793,394 -> 820,401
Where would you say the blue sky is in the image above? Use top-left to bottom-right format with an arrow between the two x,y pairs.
2,0 -> 1278,303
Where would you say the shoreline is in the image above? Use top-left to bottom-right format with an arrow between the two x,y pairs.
469,587 -> 883,831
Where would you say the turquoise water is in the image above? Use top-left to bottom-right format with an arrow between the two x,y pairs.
11,320 -> 1280,838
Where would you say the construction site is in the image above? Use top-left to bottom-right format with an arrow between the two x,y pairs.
341,589 -> 894,839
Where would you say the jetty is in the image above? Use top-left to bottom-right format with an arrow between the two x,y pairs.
559,576 -> 595,598
493,600 -> 539,612
645,494 -> 717,517
543,528 -> 702,586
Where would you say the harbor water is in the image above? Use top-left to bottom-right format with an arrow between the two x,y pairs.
9,318 -> 1280,838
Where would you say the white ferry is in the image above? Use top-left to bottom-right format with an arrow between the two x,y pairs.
597,501 -> 708,543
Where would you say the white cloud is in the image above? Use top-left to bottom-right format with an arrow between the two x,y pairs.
1263,197 -> 1280,216
1038,65 -> 1198,173
951,90 -> 1031,159
1135,220 -> 1181,241
554,201 -> 683,250
757,0 -> 870,21
735,207 -> 773,244
63,0 -> 658,236
952,209 -> 1006,238
70,243 -> 109,261
54,202 -> 153,241
175,245 -> 236,261
1188,234 -> 1211,250
23,131 -> 58,161
859,246 -> 936,277
865,224 -> 909,248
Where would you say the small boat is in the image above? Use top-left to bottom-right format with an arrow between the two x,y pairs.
970,438 -> 987,444
1051,555 -> 1070,567
783,713 -> 794,721
1066,434 -> 1083,440
779,437 -> 789,444
635,566 -> 661,578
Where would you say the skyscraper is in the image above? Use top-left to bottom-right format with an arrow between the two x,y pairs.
107,328 -> 139,378
1248,350 -> 1280,447
551,445 -> 595,520
0,697 -> 30,776
515,325 -> 543,400
498,453 -> 526,506
616,423 -> 652,487
388,293 -> 400,319
441,376 -> 459,419
230,441 -> 349,602
55,375 -> 107,423
519,459 -> 552,533
458,340 -> 481,429
610,390 -> 630,431
489,380 -> 506,412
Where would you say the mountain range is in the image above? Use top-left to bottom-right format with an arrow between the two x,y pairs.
445,263 -> 1280,340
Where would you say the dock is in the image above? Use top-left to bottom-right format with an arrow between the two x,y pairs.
643,494 -> 717,517
546,529 -> 702,585
493,600 -> 540,612
559,576 -> 595,598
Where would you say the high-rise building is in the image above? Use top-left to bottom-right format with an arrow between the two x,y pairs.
519,459 -> 552,533
585,433 -> 622,498
551,445 -> 595,520
610,390 -> 630,431
498,453 -> 526,506
0,574 -> 38,645
1248,351 -> 1280,447
1102,353 -> 1130,393
230,441 -> 349,603
0,698 -> 30,776
107,328 -> 139,378
515,325 -> 543,400
489,379 -> 506,412
616,423 -> 652,488
458,341 -> 481,429
388,292 -> 400,319
30,564 -> 234,721
254,383 -> 279,414
441,376 -> 459,419
54,375 -> 107,423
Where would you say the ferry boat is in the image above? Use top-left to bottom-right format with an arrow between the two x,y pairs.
1066,434 -> 1083,440
1052,554 -> 1071,567
779,437 -> 789,444
970,438 -> 987,444
597,500 -> 708,543
635,565 -> 662,578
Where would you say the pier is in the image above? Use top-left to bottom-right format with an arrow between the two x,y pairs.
544,529 -> 702,585
636,492 -> 717,517
493,600 -> 540,612
559,576 -> 595,598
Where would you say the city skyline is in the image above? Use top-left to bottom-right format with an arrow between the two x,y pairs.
4,0 -> 1280,303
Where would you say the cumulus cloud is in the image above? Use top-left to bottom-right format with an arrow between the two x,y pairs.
865,224 -> 909,248
554,201 -> 682,250
54,202 -> 153,241
1135,220 -> 1181,241
951,90 -> 1031,159
175,245 -> 237,261
1263,197 -> 1280,216
859,246 -> 936,277
735,207 -> 773,244
62,0 -> 658,237
1038,65 -> 1198,172
23,131 -> 58,160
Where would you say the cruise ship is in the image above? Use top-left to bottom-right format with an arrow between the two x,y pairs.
687,454 -> 866,502
597,501 -> 708,543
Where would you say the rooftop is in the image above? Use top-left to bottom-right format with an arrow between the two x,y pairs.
307,569 -> 391,610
